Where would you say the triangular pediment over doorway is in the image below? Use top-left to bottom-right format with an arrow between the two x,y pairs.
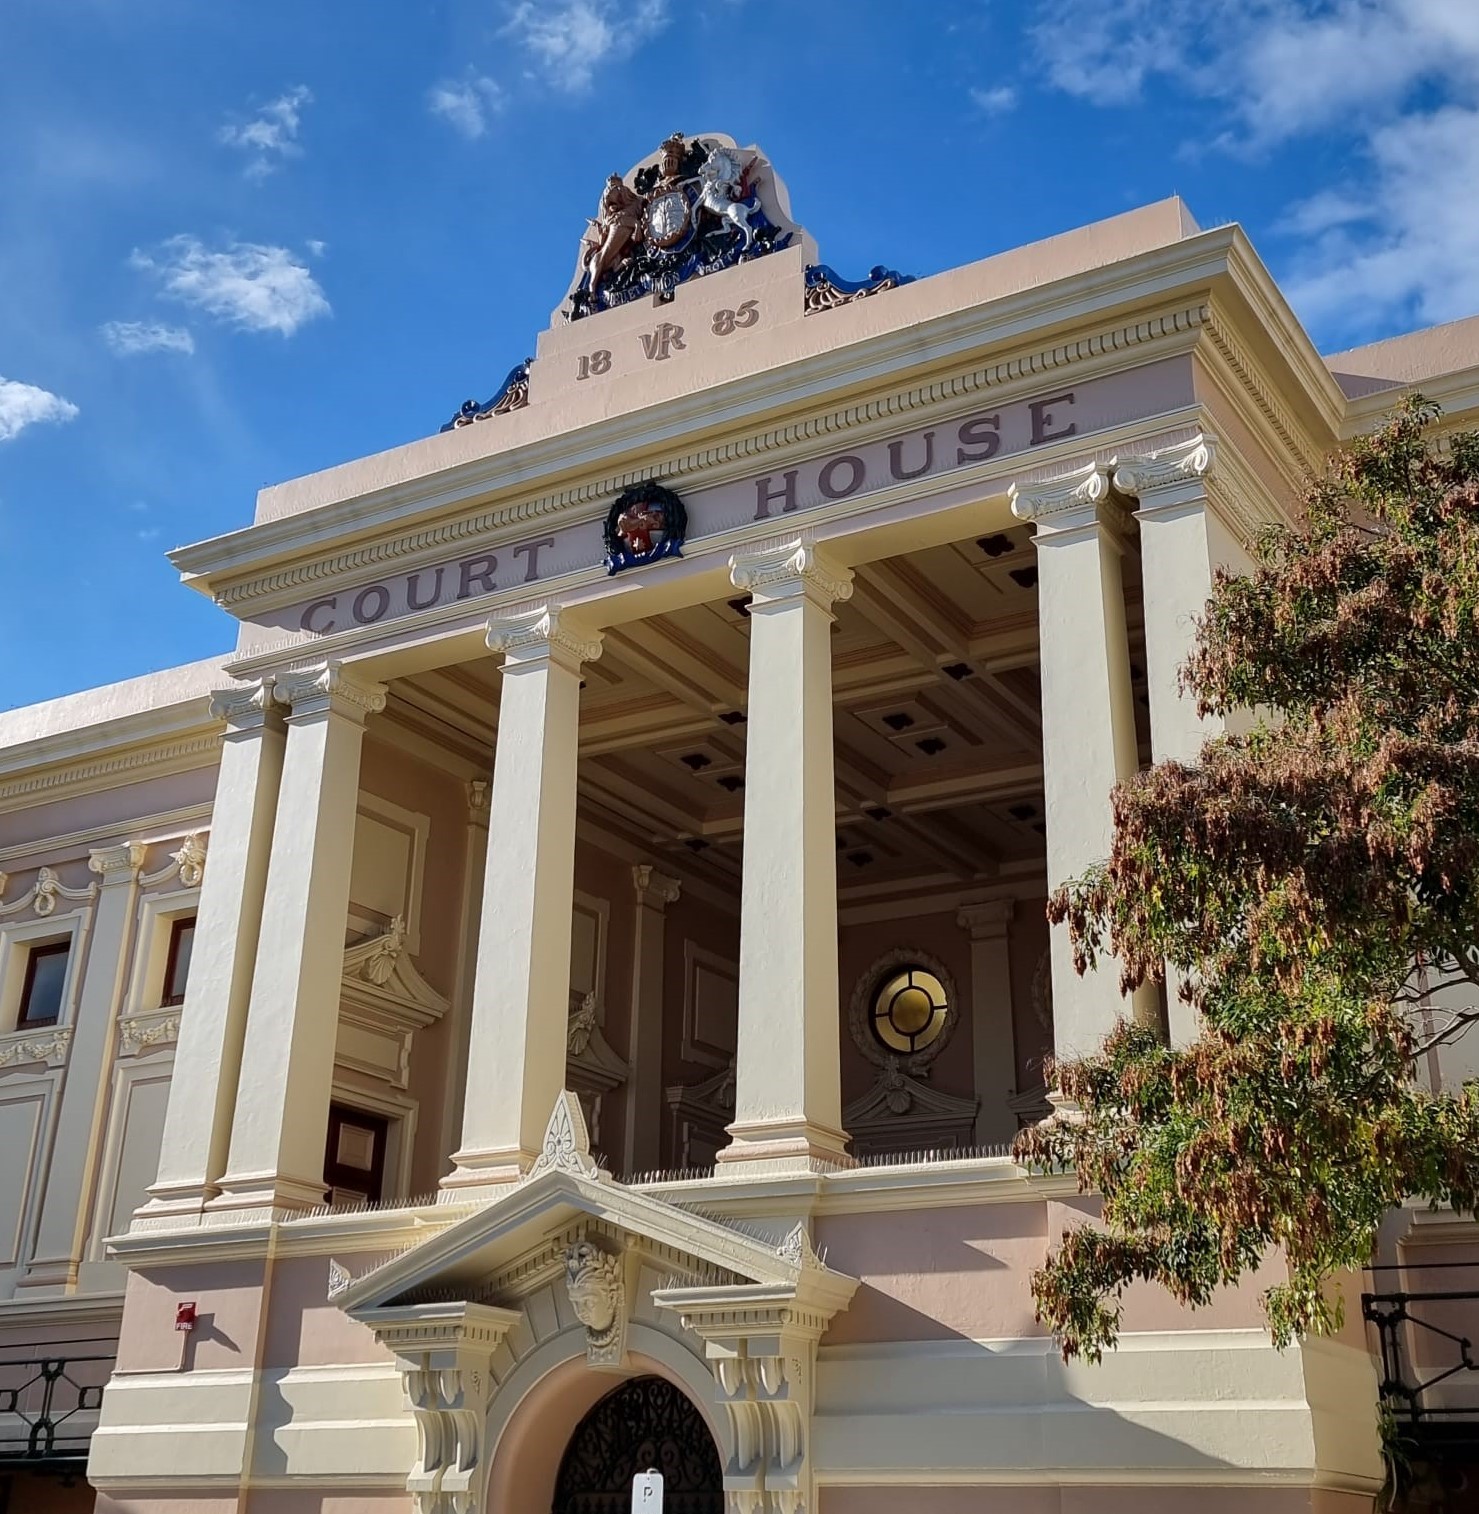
333,1094 -> 857,1514
333,1092 -> 856,1316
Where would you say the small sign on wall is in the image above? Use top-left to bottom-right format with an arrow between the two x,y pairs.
632,1469 -> 663,1510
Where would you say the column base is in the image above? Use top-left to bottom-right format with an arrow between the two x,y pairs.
133,1179 -> 217,1231
14,1261 -> 77,1296
438,1148 -> 533,1203
714,1118 -> 855,1175
205,1170 -> 328,1225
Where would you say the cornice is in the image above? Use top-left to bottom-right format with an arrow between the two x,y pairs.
0,803 -> 211,869
1218,229 -> 1348,439
224,408 -> 1206,680
199,299 -> 1211,620
173,227 -> 1253,593
1202,304 -> 1323,476
0,733 -> 219,814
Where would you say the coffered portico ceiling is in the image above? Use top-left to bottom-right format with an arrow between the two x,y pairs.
165,145 -> 1353,688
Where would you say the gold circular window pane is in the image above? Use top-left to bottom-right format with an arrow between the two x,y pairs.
871,968 -> 949,1054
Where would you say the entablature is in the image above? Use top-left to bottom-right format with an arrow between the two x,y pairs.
168,221 -> 1350,685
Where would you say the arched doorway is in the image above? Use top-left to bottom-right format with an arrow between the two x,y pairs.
552,1374 -> 723,1513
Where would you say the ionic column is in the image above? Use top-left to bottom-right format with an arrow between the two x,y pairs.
623,864 -> 681,1173
210,664 -> 385,1219
442,608 -> 602,1196
441,779 -> 491,1166
957,901 -> 1019,1146
1011,464 -> 1152,1061
718,540 -> 852,1172
141,681 -> 285,1223
22,842 -> 145,1290
1114,434 -> 1223,765
1114,434 -> 1224,1046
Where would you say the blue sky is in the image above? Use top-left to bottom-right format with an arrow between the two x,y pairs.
4,0 -> 1478,711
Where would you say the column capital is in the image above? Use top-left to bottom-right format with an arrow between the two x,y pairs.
485,606 -> 603,672
729,538 -> 853,608
1008,460 -> 1123,535
1113,432 -> 1217,510
88,841 -> 147,883
632,864 -> 681,909
273,662 -> 387,723
465,777 -> 491,826
209,678 -> 278,732
957,899 -> 1014,939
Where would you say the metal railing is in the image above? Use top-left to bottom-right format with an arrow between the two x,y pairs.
0,1340 -> 114,1467
1365,1263 -> 1479,1462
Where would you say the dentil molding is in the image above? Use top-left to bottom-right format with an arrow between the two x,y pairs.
209,299 -> 1217,616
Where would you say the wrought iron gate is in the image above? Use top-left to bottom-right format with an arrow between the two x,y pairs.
552,1374 -> 722,1514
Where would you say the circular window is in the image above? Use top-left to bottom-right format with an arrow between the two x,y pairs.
870,966 -> 950,1055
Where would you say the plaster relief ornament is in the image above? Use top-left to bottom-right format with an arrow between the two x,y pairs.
567,132 -> 793,320
603,480 -> 687,575
563,1240 -> 628,1367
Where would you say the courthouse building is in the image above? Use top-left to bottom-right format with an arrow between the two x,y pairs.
2,133 -> 1478,1513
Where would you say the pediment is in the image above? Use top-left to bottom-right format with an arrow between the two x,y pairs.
334,1093 -> 855,1317
341,917 -> 448,1030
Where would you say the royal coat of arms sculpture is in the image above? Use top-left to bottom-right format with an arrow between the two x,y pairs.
569,132 -> 792,319
603,481 -> 687,575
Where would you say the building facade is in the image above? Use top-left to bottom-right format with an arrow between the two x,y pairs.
2,133 -> 1478,1513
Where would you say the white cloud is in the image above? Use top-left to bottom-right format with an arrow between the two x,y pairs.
428,75 -> 504,138
1028,0 -> 1479,339
100,321 -> 195,356
306,238 -> 327,258
503,0 -> 668,92
130,236 -> 331,337
0,379 -> 79,443
219,86 -> 313,179
969,84 -> 1018,116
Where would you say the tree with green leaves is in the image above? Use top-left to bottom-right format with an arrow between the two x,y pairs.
1015,395 -> 1479,1363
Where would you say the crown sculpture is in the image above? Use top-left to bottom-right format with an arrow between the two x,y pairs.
568,131 -> 792,319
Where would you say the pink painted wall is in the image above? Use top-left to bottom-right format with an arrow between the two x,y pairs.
260,1252 -> 401,1371
818,1198 -> 1286,1346
3,1475 -> 96,1514
356,734 -> 469,1196
2,766 -> 218,854
571,840 -> 638,1168
659,884 -> 740,1166
817,1202 -> 1049,1344
820,1490 -> 1363,1514
113,1260 -> 266,1374
1010,897 -> 1052,1091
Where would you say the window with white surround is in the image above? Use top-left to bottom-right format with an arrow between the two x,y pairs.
0,913 -> 87,1039
121,888 -> 202,1021
17,943 -> 69,1027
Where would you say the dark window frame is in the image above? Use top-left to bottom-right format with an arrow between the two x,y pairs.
17,941 -> 71,1029
160,915 -> 196,1008
323,1102 -> 390,1205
